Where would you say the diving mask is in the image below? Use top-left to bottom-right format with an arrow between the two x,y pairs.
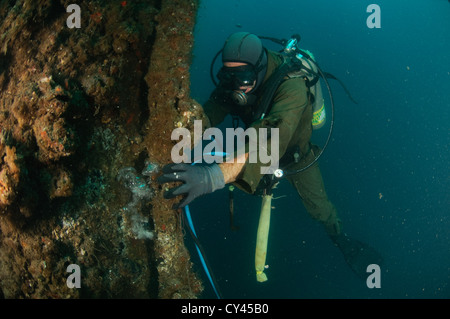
217,65 -> 257,91
217,65 -> 257,106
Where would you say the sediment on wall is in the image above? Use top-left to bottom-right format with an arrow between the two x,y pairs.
0,0 -> 202,298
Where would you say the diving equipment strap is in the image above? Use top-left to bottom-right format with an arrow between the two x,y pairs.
248,59 -> 300,122
255,194 -> 272,282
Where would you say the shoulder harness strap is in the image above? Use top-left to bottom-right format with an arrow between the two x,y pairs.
249,56 -> 303,121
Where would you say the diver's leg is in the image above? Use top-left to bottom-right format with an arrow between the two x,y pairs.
286,154 -> 342,237
286,152 -> 383,278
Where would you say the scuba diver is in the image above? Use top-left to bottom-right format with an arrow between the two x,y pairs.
157,32 -> 382,281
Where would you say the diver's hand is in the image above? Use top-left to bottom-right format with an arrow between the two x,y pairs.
157,163 -> 225,209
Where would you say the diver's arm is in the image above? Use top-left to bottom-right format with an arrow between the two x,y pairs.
218,153 -> 249,184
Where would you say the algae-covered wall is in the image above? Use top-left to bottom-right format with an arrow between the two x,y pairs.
0,0 -> 203,298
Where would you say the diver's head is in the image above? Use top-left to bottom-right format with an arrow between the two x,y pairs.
216,32 -> 268,105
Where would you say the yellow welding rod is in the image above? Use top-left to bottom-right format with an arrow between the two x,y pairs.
255,194 -> 272,282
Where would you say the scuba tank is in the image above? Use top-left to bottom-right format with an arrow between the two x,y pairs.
287,48 -> 326,130
282,35 -> 326,130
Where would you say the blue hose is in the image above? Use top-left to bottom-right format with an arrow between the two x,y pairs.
184,205 -> 221,299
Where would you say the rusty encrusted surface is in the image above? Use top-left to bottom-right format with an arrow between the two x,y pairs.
0,0 -> 203,298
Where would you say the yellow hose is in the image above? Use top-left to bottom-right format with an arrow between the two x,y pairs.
255,194 -> 272,282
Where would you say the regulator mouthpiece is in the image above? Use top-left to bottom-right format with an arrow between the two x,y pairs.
231,90 -> 249,106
